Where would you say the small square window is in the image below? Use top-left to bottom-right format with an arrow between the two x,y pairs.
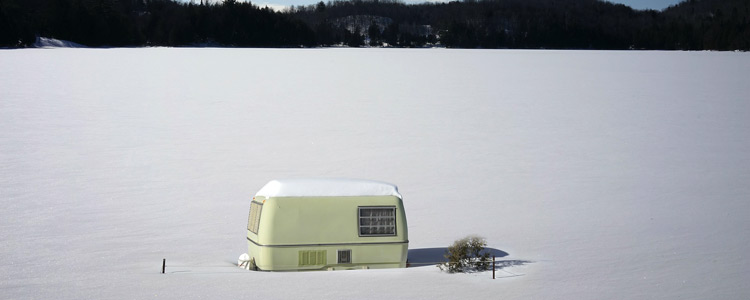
338,249 -> 351,264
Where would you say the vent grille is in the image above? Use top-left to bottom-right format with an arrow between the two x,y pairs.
299,250 -> 327,266
338,250 -> 352,264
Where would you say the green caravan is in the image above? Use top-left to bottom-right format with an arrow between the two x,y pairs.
244,179 -> 408,271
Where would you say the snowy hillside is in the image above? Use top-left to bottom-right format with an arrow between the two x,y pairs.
1,48 -> 749,299
33,37 -> 86,48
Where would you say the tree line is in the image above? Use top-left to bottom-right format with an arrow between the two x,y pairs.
1,0 -> 748,50
0,0 -> 314,47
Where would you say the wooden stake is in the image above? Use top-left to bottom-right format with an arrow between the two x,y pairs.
162,258 -> 166,274
492,256 -> 495,279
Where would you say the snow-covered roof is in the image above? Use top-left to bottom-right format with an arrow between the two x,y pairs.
255,178 -> 402,199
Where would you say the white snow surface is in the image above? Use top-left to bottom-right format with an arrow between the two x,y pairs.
1,48 -> 750,299
255,178 -> 402,198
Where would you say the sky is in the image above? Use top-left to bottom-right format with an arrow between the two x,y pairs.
608,0 -> 683,10
193,0 -> 685,12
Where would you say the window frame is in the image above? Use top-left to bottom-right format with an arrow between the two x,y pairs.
357,206 -> 397,237
247,201 -> 263,234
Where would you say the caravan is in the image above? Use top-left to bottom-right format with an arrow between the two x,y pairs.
243,178 -> 408,271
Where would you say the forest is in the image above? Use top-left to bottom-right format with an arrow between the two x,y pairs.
1,0 -> 748,50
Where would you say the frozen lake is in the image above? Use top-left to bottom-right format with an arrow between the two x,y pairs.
1,48 -> 749,299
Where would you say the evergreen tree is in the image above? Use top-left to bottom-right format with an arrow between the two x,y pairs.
368,21 -> 381,46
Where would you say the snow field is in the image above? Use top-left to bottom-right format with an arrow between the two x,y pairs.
1,48 -> 749,299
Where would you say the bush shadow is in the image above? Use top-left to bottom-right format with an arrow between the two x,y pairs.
407,247 -> 509,268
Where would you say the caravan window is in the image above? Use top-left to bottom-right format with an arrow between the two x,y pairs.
248,201 -> 263,234
358,207 -> 396,236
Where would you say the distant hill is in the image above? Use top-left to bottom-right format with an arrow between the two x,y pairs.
1,0 -> 747,50
658,0 -> 750,49
290,0 -> 749,49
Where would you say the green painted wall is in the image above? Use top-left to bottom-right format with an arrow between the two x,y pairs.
246,195 -> 408,271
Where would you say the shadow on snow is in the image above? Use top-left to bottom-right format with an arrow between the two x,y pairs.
407,247 -> 518,268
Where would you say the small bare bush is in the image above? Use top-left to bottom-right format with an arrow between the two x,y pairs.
438,235 -> 491,273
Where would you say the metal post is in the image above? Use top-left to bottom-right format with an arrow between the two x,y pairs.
492,256 -> 495,279
162,259 -> 166,274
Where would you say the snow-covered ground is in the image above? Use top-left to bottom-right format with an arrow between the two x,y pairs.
1,48 -> 749,299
